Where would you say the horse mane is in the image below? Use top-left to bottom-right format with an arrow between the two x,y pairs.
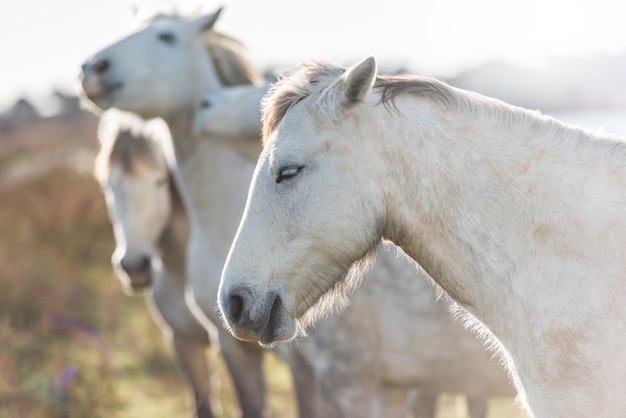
261,62 -> 344,142
94,110 -> 168,181
205,32 -> 265,87
261,61 -> 571,145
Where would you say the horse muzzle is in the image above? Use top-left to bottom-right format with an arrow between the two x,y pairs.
115,256 -> 152,294
220,286 -> 297,345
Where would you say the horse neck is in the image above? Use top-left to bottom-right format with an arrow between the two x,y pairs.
374,98 -> 587,318
162,112 -> 256,261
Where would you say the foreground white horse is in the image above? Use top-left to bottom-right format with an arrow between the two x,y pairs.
80,10 -> 314,417
195,86 -> 517,417
94,110 -> 214,418
219,57 -> 626,418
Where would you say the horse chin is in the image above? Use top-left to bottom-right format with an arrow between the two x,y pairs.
81,82 -> 123,111
122,283 -> 149,296
122,272 -> 152,296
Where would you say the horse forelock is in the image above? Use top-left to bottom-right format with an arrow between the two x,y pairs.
95,117 -> 164,181
261,61 -> 345,144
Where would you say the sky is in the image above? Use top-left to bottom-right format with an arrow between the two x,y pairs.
2,0 -> 626,112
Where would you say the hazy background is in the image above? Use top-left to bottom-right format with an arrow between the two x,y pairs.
3,0 -> 626,113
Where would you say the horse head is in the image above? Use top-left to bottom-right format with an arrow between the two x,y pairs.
95,110 -> 173,294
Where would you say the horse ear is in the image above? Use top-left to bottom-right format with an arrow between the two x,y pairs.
196,6 -> 224,33
341,56 -> 377,105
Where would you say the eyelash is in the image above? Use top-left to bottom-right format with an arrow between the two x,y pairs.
276,166 -> 304,183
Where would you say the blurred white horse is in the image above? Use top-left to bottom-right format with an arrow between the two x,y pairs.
195,86 -> 517,418
218,57 -> 626,418
94,110 -> 214,418
80,9 -> 313,417
193,82 -> 270,140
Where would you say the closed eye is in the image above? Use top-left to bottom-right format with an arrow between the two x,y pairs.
156,177 -> 169,187
276,166 -> 304,183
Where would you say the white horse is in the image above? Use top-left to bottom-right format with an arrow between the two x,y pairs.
218,56 -> 626,418
94,110 -> 214,418
80,10 -> 314,417
194,86 -> 517,417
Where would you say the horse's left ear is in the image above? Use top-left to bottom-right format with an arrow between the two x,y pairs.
195,6 -> 224,34
341,56 -> 377,105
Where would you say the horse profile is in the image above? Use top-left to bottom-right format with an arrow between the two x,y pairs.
219,57 -> 626,417
194,85 -> 517,417
94,110 -> 214,417
80,9 -> 313,417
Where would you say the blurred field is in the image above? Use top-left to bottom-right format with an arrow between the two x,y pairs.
0,112 -> 527,417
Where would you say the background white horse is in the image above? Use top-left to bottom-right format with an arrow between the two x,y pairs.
194,85 -> 518,417
193,83 -> 270,140
94,109 -> 214,418
80,10 -> 314,417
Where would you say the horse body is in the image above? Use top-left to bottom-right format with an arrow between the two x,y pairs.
95,110 -> 214,417
219,57 -> 626,417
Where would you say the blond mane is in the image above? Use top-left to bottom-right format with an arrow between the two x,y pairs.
94,111 -> 167,181
260,61 -> 573,145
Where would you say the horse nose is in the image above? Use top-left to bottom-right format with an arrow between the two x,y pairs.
120,255 -> 151,275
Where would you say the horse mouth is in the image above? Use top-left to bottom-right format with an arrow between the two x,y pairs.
83,81 -> 123,103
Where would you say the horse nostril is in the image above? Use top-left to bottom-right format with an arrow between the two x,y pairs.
139,256 -> 151,271
92,59 -> 110,74
120,258 -> 132,274
228,294 -> 244,325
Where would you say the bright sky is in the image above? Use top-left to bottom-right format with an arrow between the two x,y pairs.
2,0 -> 626,112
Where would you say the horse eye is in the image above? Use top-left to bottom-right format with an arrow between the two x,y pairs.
156,177 -> 169,187
158,32 -> 176,44
276,166 -> 303,184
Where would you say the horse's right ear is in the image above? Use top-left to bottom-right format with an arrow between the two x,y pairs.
195,6 -> 224,33
341,56 -> 377,106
